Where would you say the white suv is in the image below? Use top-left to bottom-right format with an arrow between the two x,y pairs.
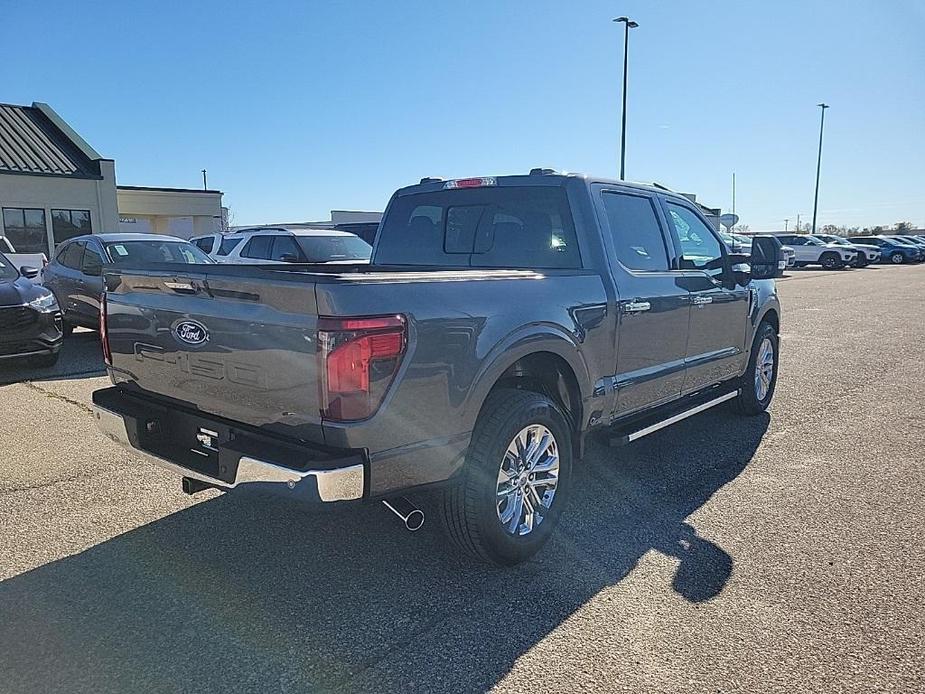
214,227 -> 372,265
770,234 -> 857,269
813,234 -> 881,267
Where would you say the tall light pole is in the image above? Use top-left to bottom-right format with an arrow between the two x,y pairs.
810,103 -> 829,234
614,16 -> 638,180
785,218 -> 789,232
732,172 -> 736,216
201,169 -> 208,190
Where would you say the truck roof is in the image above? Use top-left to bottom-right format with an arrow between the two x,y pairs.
395,171 -> 696,205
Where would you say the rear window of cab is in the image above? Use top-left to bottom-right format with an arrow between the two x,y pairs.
375,186 -> 581,269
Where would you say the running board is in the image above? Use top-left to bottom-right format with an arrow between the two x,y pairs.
608,390 -> 739,447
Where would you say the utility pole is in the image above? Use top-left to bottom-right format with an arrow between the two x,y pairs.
811,103 -> 829,234
796,213 -> 801,233
785,218 -> 789,232
732,172 -> 736,217
614,17 -> 638,180
201,169 -> 208,190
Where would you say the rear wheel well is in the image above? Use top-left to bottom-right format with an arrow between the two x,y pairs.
488,352 -> 582,438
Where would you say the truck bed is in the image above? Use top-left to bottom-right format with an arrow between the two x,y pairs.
103,261 -> 595,449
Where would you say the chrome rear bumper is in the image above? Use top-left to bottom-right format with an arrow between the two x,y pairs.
92,404 -> 365,502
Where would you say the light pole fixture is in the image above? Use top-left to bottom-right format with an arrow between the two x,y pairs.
614,16 -> 638,180
811,103 -> 829,234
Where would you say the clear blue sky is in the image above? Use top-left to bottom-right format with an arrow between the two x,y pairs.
3,0 -> 923,230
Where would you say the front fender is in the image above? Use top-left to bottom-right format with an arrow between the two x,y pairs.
749,279 -> 781,342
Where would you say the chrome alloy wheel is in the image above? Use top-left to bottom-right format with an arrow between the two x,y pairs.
496,425 -> 560,536
754,337 -> 775,401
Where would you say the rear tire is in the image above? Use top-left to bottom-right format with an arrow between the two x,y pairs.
890,252 -> 904,264
732,322 -> 778,416
442,388 -> 573,565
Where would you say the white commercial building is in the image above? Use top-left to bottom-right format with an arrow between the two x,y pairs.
116,186 -> 224,239
0,101 -> 223,257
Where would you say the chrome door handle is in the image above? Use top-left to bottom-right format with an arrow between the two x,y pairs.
623,300 -> 651,314
691,295 -> 713,307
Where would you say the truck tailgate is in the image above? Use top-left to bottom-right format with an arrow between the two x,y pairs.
104,265 -> 324,438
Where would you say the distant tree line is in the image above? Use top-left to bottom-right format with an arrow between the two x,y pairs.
784,221 -> 917,237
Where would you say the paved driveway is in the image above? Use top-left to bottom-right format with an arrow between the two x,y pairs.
1,266 -> 923,693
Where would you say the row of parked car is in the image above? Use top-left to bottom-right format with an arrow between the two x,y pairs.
1,217 -> 922,370
718,230 -> 925,270
767,232 -> 925,268
0,228 -> 377,368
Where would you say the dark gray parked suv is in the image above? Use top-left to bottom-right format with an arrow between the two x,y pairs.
43,233 -> 212,335
0,251 -> 62,366
91,172 -> 783,565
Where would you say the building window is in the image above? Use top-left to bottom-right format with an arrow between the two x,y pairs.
51,209 -> 92,246
2,208 -> 48,255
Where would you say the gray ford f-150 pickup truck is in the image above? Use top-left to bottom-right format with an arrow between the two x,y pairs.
92,171 -> 782,565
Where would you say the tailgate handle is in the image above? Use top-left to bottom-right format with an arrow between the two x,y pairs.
164,280 -> 200,294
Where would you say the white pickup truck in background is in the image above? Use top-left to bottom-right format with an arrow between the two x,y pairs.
0,236 -> 47,281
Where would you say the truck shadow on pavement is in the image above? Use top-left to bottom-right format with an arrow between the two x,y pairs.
0,410 -> 769,693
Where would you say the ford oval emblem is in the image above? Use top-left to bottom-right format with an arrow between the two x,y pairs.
173,320 -> 209,346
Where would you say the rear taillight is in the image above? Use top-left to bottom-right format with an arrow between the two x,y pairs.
100,292 -> 112,366
318,315 -> 406,421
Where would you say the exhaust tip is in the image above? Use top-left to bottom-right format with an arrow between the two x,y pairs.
404,509 -> 425,532
382,497 -> 425,532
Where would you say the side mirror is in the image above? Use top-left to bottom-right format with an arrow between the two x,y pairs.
750,237 -> 783,279
19,265 -> 40,279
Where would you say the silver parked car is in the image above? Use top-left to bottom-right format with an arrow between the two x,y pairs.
43,233 -> 212,335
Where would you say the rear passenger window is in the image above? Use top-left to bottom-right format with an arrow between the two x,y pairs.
600,192 -> 669,271
241,236 -> 273,260
59,241 -> 85,269
271,235 -> 302,261
194,237 -> 214,253
218,237 -> 243,256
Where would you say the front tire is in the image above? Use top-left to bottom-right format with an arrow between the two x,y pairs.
732,322 -> 779,416
820,252 -> 842,270
442,388 -> 573,565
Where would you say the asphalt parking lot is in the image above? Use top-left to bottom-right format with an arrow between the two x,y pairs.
1,266 -> 923,693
